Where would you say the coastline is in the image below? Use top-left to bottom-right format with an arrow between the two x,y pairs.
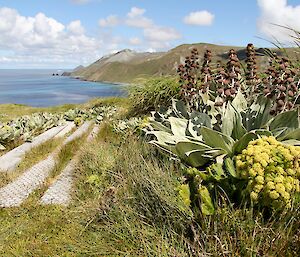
67,74 -> 130,86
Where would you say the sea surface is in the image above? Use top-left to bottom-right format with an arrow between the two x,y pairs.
0,69 -> 125,107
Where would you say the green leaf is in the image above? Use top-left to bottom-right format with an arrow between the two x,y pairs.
224,158 -> 237,178
281,139 -> 300,146
175,140 -> 224,167
190,112 -> 212,128
201,126 -> 235,154
175,141 -> 213,166
272,127 -> 289,138
184,150 -> 212,167
233,132 -> 258,154
184,148 -> 225,167
150,141 -> 177,156
147,131 -> 178,145
187,112 -> 211,139
178,184 -> 191,207
278,128 -> 300,141
176,141 -> 211,153
149,120 -> 172,133
172,99 -> 189,119
245,96 -> 271,130
253,129 -> 273,137
201,149 -> 226,159
198,186 -> 215,215
187,120 -> 202,139
208,163 -> 226,181
268,109 -> 299,131
222,103 -> 235,137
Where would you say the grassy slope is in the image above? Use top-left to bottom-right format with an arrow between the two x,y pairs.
0,122 -> 189,256
0,103 -> 77,123
0,124 -> 91,256
0,97 -> 299,256
0,120 -> 299,256
0,97 -> 128,123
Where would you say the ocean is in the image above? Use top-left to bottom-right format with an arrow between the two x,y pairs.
0,69 -> 125,107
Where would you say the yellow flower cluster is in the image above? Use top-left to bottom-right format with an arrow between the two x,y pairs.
236,136 -> 300,209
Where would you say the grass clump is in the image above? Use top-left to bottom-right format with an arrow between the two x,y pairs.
74,123 -> 193,256
128,77 -> 180,115
192,203 -> 300,256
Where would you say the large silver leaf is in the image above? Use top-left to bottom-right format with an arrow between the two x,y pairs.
232,90 -> 247,112
169,117 -> 188,137
201,126 -> 235,154
222,102 -> 246,140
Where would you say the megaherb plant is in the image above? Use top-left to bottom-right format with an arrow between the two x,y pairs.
177,44 -> 300,114
146,95 -> 300,212
146,44 -> 300,216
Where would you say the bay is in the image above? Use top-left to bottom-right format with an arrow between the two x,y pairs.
0,69 -> 125,107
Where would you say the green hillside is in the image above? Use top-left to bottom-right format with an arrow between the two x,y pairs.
71,43 -> 300,83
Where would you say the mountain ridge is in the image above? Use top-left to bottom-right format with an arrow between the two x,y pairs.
68,43 -> 300,83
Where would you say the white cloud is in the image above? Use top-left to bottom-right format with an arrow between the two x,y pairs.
257,0 -> 300,42
127,7 -> 145,18
125,6 -> 181,50
99,15 -> 120,27
67,20 -> 85,35
183,11 -> 214,26
98,6 -> 181,51
125,7 -> 153,28
0,5 -> 182,67
125,16 -> 153,28
146,48 -> 156,53
129,37 -> 142,45
0,7 -> 102,67
144,27 -> 181,42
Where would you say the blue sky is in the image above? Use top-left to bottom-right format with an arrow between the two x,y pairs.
0,0 -> 299,68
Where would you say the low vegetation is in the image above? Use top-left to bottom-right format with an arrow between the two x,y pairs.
0,100 -> 118,150
0,43 -> 300,256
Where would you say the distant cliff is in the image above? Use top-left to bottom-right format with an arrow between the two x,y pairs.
62,65 -> 85,76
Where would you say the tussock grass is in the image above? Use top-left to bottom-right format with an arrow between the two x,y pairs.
188,203 -> 300,256
73,122 -> 192,256
128,77 -> 180,115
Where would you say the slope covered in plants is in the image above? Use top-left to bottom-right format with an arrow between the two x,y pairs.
0,43 -> 300,256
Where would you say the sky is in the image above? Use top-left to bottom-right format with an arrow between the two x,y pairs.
0,0 -> 300,68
